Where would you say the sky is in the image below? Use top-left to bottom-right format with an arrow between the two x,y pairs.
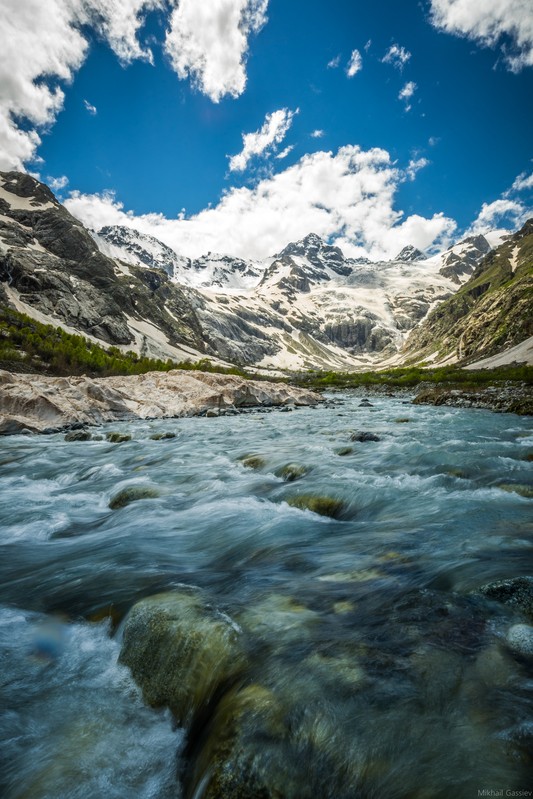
1,0 -> 532,261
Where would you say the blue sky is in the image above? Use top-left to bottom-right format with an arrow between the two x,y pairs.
1,0 -> 532,260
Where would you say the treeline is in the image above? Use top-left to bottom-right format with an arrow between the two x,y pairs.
292,364 -> 533,390
0,306 -> 247,378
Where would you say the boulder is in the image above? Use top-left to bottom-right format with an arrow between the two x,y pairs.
350,431 -> 381,442
119,591 -> 247,725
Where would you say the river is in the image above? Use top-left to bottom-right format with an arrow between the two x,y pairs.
1,392 -> 532,797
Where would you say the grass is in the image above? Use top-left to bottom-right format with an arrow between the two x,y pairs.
291,364 -> 533,391
0,306 -> 248,379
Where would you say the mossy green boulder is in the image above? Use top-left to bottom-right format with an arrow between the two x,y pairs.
497,483 -> 533,498
275,462 -> 309,482
109,486 -> 159,509
286,494 -> 345,518
336,447 -> 353,456
106,432 -> 132,443
240,454 -> 266,470
119,591 -> 247,725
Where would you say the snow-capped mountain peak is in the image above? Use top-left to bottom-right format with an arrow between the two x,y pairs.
395,245 -> 426,263
94,225 -> 190,277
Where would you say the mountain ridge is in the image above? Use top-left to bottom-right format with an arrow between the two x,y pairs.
1,170 -> 530,372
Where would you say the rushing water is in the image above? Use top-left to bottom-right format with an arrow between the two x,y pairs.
1,392 -> 532,797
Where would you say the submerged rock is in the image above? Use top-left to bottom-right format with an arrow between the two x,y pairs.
275,463 -> 309,482
106,432 -> 132,443
476,576 -> 533,621
506,624 -> 533,659
286,494 -> 345,518
497,483 -> 533,499
336,446 -> 353,456
240,455 -> 266,470
64,430 -> 92,442
350,431 -> 380,442
109,486 -> 159,510
149,432 -> 176,440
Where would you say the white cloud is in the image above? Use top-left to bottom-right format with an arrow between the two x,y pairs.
84,99 -> 97,115
276,145 -> 294,160
399,80 -> 417,111
364,40 -> 372,52
382,43 -> 411,70
310,129 -> 325,139
327,54 -> 341,69
65,144 -> 456,262
346,49 -> 363,77
399,81 -> 417,101
468,198 -> 528,234
0,0 -> 268,170
228,107 -> 297,172
467,170 -> 533,234
406,157 -> 429,181
511,171 -> 533,192
164,0 -> 269,103
429,0 -> 533,71
47,175 -> 69,191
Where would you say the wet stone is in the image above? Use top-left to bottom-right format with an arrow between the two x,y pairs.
106,432 -> 132,443
64,430 -> 92,442
109,486 -> 160,510
351,431 -> 380,442
275,463 -> 309,482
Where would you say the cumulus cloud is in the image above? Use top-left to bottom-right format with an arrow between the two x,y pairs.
468,198 -> 528,234
346,49 -> 363,77
382,43 -> 411,70
310,129 -> 325,139
164,0 -> 269,102
65,145 -> 456,262
0,0 -> 269,170
84,99 -> 98,115
228,108 -> 297,172
429,0 -> 533,71
467,169 -> 533,234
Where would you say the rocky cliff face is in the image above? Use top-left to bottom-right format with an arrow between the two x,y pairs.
404,220 -> 533,364
0,171 -> 209,362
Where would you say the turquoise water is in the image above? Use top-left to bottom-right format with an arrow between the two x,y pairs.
0,393 -> 532,797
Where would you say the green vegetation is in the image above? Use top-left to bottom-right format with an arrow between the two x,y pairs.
0,306 -> 248,378
292,364 -> 533,391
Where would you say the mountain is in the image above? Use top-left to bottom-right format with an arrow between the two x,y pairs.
395,245 -> 426,263
404,220 -> 533,365
2,170 -> 528,373
93,225 -> 189,277
0,171 -> 208,363
95,225 -> 264,290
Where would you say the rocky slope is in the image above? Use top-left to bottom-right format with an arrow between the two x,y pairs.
0,170 -> 517,373
404,220 -> 533,365
0,172 -> 213,365
0,369 -> 320,434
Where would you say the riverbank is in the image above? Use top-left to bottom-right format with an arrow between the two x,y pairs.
412,382 -> 533,415
0,369 -> 321,435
